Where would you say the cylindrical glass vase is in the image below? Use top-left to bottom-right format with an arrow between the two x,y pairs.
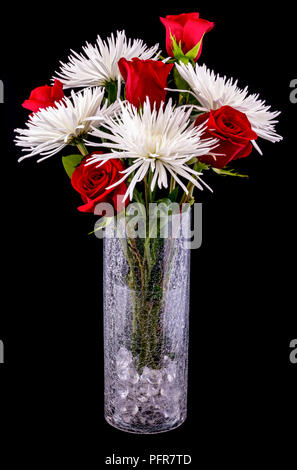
103,213 -> 190,434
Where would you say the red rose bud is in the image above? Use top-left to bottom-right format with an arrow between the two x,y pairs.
118,58 -> 174,109
71,153 -> 129,214
160,12 -> 214,62
22,79 -> 64,113
195,106 -> 258,168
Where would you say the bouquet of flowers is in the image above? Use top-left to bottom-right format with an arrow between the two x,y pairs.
15,12 -> 282,433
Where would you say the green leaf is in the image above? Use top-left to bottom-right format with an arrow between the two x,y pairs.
88,216 -> 113,235
62,154 -> 84,179
194,161 -> 210,172
173,67 -> 190,91
187,157 -> 198,166
186,158 -> 210,171
149,198 -> 179,239
153,198 -> 180,217
155,198 -> 172,207
187,93 -> 200,105
133,187 -> 145,205
212,167 -> 249,178
168,187 -> 179,202
185,34 -> 205,61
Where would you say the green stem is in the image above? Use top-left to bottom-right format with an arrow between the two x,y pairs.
144,175 -> 149,215
77,142 -> 89,157
144,172 -> 152,239
138,300 -> 153,370
121,218 -> 172,372
180,160 -> 205,206
106,80 -> 118,104
169,176 -> 176,193
180,181 -> 193,206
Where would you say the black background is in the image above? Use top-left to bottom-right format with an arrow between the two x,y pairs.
1,2 -> 296,466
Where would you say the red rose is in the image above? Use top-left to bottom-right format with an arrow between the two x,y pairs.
118,58 -> 174,109
160,12 -> 214,61
71,152 -> 128,214
22,79 -> 64,113
195,106 -> 258,168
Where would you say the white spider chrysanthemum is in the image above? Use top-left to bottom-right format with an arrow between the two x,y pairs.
15,87 -> 119,162
175,62 -> 282,150
54,30 -> 160,90
86,99 -> 217,202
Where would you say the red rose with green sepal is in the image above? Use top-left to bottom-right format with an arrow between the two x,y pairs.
160,12 -> 214,62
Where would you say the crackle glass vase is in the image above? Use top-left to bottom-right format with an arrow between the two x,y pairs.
103,212 -> 191,434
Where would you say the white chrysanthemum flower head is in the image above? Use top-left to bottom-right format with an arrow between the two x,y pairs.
15,87 -> 120,162
175,62 -> 282,149
54,30 -> 160,90
86,98 -> 217,202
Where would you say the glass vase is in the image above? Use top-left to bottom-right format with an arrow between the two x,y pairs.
103,211 -> 191,434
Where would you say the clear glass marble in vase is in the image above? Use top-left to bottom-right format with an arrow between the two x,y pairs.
103,211 -> 191,434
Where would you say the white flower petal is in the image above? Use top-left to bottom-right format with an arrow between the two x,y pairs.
15,88 -> 119,161
54,30 -> 160,89
89,98 -> 216,200
176,62 -> 282,144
